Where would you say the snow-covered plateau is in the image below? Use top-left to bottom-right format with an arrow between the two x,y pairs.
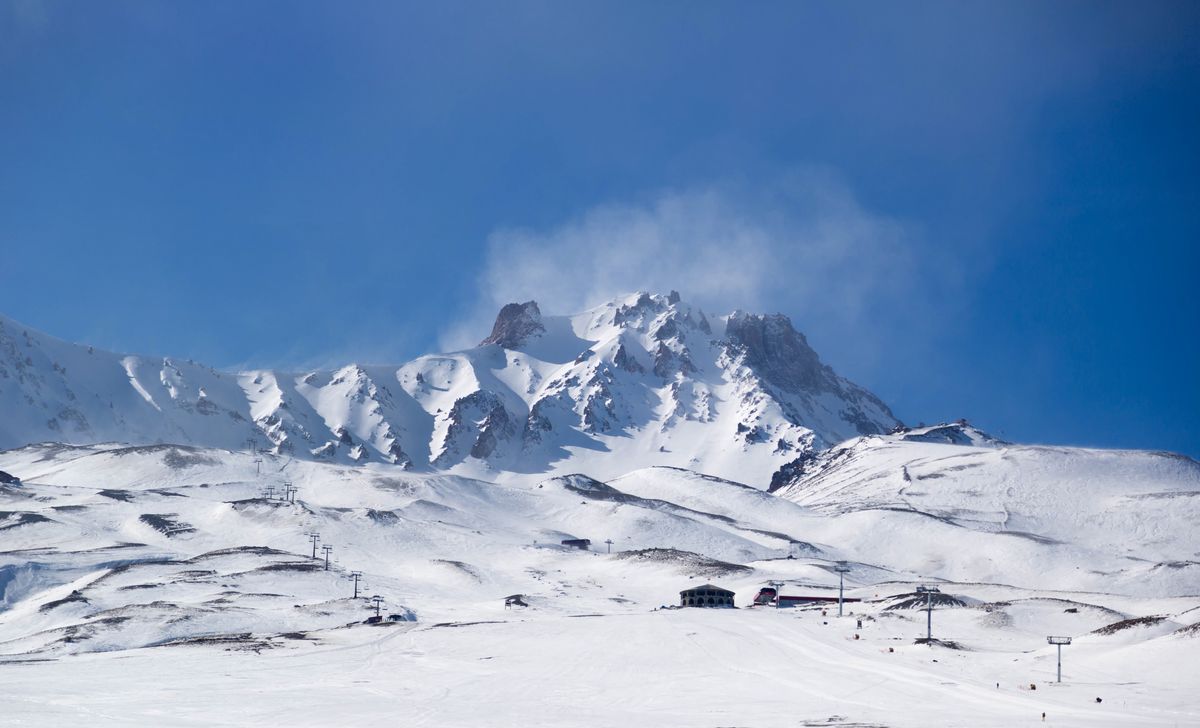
1,294 -> 1197,727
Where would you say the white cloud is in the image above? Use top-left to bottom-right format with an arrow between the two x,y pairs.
442,170 -> 938,365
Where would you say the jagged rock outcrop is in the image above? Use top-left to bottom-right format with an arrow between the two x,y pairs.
434,391 -> 518,467
480,301 -> 545,349
724,312 -> 832,394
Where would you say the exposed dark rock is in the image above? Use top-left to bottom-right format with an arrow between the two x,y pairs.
435,390 -> 517,465
652,317 -> 680,342
615,548 -> 753,577
480,301 -> 545,349
255,562 -> 322,573
884,592 -> 967,610
724,311 -> 899,435
768,451 -> 820,492
39,590 -> 89,612
735,421 -> 768,444
194,397 -> 220,415
900,422 -> 1007,446
471,403 -> 517,459
724,312 -> 832,394
98,489 -> 133,503
386,440 -> 413,469
1092,615 -> 1167,635
613,343 -> 645,373
580,373 -> 620,434
522,400 -> 554,445
613,293 -> 665,327
653,343 -> 695,379
0,511 -> 52,529
162,448 -> 219,470
138,513 -> 196,536
187,546 -> 290,561
366,508 -> 400,525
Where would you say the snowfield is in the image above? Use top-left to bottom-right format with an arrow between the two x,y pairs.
1,440 -> 1198,726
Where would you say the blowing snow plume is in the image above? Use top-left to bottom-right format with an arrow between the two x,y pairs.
441,171 -> 928,354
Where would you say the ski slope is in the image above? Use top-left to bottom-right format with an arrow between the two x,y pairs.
1,442 -> 1197,726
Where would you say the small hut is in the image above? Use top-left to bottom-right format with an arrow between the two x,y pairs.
680,584 -> 735,608
561,538 -> 591,550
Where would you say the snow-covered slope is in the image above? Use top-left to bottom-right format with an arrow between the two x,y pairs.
1,443 -> 1198,726
771,427 -> 1200,594
5,297 -> 1199,725
0,292 -> 900,485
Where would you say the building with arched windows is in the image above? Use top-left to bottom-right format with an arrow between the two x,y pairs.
679,584 -> 735,608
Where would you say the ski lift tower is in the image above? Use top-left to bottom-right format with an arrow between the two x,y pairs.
1047,636 -> 1072,683
916,585 -> 941,641
768,581 -> 785,608
834,562 -> 851,616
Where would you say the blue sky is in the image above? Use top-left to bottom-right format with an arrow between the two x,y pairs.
1,1 -> 1197,456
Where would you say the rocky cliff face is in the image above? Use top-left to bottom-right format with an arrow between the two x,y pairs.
479,301 -> 544,349
0,292 -> 903,486
724,312 -> 831,394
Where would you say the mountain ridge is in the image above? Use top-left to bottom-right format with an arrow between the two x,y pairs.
0,292 -> 901,486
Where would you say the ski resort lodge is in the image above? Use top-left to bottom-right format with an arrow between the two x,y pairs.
680,584 -> 735,608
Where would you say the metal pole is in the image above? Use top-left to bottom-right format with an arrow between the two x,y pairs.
833,563 -> 850,617
768,581 -> 784,609
323,545 -> 333,570
839,570 -> 845,617
1046,636 -> 1072,682
308,532 -> 320,559
926,591 -> 932,640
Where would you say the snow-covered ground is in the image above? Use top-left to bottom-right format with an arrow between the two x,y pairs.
1,441 -> 1197,726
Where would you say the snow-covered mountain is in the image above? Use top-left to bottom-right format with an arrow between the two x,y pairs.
3,298 -> 1199,725
0,292 -> 899,486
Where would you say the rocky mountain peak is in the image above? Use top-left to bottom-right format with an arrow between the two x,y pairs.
723,311 -> 831,394
480,301 -> 545,349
